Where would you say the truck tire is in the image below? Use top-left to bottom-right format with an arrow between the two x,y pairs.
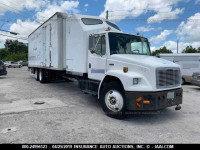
39,69 -> 46,83
100,82 -> 126,119
35,68 -> 39,81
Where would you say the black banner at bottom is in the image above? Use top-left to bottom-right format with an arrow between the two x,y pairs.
0,144 -> 199,150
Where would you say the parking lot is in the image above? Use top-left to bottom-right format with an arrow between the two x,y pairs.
0,67 -> 200,144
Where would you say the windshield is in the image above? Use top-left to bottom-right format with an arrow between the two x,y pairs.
109,33 -> 150,55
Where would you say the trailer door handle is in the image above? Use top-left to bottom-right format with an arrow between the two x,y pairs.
89,63 -> 91,68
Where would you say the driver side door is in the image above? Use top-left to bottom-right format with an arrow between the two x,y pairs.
88,35 -> 107,81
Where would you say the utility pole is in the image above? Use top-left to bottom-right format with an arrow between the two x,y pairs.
106,10 -> 109,20
177,40 -> 179,54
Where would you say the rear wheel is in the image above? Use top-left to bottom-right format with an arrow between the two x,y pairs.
35,68 -> 39,81
100,82 -> 126,119
39,69 -> 46,83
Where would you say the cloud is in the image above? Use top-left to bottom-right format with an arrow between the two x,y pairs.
136,26 -> 155,32
0,1 -> 80,48
0,0 -> 47,15
152,41 -> 200,53
150,30 -> 173,44
9,19 -> 40,37
136,26 -> 162,32
36,1 -> 79,22
150,46 -> 157,52
177,13 -> 200,42
84,4 -> 89,12
195,0 -> 200,4
0,19 -> 40,47
14,1 -> 79,34
147,8 -> 184,23
100,0 -> 185,23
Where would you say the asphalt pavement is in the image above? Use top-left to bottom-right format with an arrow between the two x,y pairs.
0,67 -> 200,144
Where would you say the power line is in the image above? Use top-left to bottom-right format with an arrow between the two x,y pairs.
0,2 -> 34,19
0,29 -> 18,35
0,2 -> 41,24
0,33 -> 27,40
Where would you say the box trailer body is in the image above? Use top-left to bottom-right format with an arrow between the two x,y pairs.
29,12 -> 182,118
159,54 -> 200,84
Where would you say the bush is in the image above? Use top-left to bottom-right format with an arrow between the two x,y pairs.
0,48 -> 9,60
2,53 -> 28,62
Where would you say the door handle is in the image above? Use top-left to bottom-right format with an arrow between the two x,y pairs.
89,63 -> 91,68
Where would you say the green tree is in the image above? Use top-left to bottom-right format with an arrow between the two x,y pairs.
152,46 -> 173,56
182,46 -> 198,53
0,39 -> 28,61
4,39 -> 28,54
0,48 -> 9,60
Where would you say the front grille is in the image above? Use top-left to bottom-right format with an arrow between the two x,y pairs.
156,68 -> 181,89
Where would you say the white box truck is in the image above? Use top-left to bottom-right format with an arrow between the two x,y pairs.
159,54 -> 200,84
29,12 -> 182,118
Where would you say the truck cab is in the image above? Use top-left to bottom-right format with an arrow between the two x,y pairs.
87,31 -> 182,118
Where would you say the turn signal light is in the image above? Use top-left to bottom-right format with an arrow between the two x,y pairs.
136,97 -> 150,108
143,101 -> 150,104
123,67 -> 128,73
136,97 -> 142,108
136,97 -> 142,103
136,103 -> 141,108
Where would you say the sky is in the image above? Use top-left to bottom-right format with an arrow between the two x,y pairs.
0,0 -> 200,53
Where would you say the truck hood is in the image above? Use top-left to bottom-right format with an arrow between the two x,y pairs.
109,54 -> 179,68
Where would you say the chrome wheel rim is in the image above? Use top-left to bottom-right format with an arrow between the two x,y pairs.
105,90 -> 124,112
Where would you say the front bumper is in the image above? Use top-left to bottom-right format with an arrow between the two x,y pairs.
126,88 -> 183,111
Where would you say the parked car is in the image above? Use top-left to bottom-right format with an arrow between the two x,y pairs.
191,72 -> 200,87
17,60 -> 28,66
4,61 -> 22,68
0,60 -> 7,76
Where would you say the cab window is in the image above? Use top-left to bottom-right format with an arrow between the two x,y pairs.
94,35 -> 106,55
82,18 -> 103,25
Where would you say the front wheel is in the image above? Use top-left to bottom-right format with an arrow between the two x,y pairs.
100,82 -> 126,119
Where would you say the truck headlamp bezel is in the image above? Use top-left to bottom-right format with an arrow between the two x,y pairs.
133,78 -> 139,85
